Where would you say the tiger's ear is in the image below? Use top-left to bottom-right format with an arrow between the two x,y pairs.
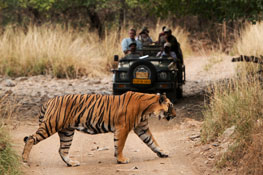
159,93 -> 166,104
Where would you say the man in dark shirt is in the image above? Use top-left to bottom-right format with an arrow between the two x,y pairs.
164,28 -> 183,64
164,28 -> 184,84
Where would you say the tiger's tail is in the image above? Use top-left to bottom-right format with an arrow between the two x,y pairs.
39,102 -> 48,124
232,55 -> 263,64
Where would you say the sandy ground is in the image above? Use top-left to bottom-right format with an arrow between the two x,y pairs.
1,55 -> 236,175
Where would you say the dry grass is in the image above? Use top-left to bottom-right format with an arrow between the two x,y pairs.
201,23 -> 263,171
0,93 -> 20,122
0,23 -> 192,78
0,24 -> 123,78
201,66 -> 263,174
233,22 -> 263,56
238,123 -> 263,174
0,94 -> 21,175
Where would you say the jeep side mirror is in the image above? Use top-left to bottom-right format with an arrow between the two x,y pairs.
114,55 -> 119,62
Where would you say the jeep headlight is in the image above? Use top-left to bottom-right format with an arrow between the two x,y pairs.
159,72 -> 168,80
119,72 -> 128,80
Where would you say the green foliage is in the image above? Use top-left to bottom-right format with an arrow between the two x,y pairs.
0,125 -> 21,175
19,0 -> 55,11
139,0 -> 263,23
0,0 -> 262,27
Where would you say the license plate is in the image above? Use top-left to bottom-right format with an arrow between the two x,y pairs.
136,72 -> 148,79
133,79 -> 151,84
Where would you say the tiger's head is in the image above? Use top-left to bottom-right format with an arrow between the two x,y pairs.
151,93 -> 176,121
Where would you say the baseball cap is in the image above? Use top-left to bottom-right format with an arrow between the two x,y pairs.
129,42 -> 137,47
164,28 -> 171,33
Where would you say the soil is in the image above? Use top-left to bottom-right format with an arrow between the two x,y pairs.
1,55 -> 236,175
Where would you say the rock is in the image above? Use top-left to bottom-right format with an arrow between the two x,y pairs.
93,80 -> 101,84
97,146 -> 109,151
116,166 -> 139,172
202,146 -> 211,152
208,154 -> 214,159
221,125 -> 235,142
16,77 -> 28,81
88,153 -> 94,157
189,134 -> 200,141
4,79 -> 16,87
212,142 -> 220,147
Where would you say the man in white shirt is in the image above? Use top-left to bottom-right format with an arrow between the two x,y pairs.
121,28 -> 142,54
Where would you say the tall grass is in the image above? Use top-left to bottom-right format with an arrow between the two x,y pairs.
0,94 -> 21,175
0,23 -> 191,78
201,71 -> 263,172
202,73 -> 263,142
201,22 -> 263,174
0,125 -> 21,175
233,22 -> 263,56
0,24 -> 122,77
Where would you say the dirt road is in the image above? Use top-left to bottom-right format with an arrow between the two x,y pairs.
4,55 -> 236,175
10,118 -> 202,175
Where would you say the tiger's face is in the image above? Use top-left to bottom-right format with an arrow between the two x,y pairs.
152,94 -> 176,121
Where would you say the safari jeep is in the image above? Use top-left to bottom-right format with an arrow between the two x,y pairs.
112,45 -> 185,102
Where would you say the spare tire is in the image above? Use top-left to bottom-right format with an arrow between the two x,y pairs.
128,60 -> 157,89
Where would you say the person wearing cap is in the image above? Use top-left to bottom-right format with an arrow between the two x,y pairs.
121,28 -> 142,55
137,27 -> 153,46
156,42 -> 177,61
125,42 -> 141,59
127,42 -> 137,55
164,28 -> 183,64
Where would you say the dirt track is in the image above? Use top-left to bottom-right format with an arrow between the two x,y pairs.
3,55 -> 236,175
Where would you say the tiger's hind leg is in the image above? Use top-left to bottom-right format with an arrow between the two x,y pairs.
58,128 -> 80,167
134,122 -> 168,158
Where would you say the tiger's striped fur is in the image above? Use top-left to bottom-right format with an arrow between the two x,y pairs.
232,55 -> 263,64
22,91 -> 176,166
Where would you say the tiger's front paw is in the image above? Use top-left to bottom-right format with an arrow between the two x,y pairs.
117,157 -> 130,164
157,151 -> 169,158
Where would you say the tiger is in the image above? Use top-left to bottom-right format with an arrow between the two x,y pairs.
22,91 -> 176,167
232,55 -> 263,64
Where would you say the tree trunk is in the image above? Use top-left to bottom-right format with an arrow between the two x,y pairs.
118,0 -> 126,38
86,5 -> 103,38
222,20 -> 226,42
